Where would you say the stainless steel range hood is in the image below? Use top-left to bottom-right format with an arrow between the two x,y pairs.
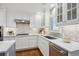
15,19 -> 30,24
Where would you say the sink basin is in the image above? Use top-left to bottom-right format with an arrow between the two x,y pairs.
44,36 -> 57,39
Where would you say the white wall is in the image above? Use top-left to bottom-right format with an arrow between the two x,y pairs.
6,10 -> 34,28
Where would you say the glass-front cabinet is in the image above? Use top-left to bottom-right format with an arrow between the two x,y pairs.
55,3 -> 79,26
67,3 -> 77,20
57,3 -> 63,23
65,3 -> 79,25
49,3 -> 79,32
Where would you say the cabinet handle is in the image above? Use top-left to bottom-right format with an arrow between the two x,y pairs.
60,50 -> 65,54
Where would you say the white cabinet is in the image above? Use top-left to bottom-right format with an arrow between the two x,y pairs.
38,36 -> 49,56
16,35 -> 38,50
16,35 -> 28,50
55,3 -> 63,26
28,36 -> 38,48
64,3 -> 79,25
6,11 -> 16,28
0,8 -> 6,26
55,3 -> 79,26
3,36 -> 15,41
0,8 -> 16,27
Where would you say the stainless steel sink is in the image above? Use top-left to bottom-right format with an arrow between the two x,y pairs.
44,36 -> 57,39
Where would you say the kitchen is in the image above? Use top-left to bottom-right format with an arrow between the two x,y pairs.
0,3 -> 79,56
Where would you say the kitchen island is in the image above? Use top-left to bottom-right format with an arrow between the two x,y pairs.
0,40 -> 16,56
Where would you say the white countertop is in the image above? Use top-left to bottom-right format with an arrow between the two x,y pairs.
2,34 -> 79,53
41,36 -> 79,52
0,40 -> 15,53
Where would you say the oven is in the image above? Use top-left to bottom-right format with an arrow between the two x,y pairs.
0,26 -> 3,41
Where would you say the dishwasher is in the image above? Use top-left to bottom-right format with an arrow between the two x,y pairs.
49,42 -> 68,56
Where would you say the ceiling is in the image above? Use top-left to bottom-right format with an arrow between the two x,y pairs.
0,3 -> 52,13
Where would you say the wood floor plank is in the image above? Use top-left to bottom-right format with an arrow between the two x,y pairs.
16,48 -> 43,56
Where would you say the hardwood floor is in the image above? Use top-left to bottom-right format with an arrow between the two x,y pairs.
16,48 -> 43,56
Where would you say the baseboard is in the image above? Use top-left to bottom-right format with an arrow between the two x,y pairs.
16,47 -> 38,52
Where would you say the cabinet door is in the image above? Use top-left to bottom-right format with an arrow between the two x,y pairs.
56,3 -> 63,23
21,36 -> 28,49
38,36 -> 49,56
0,8 -> 6,26
16,36 -> 28,50
63,3 -> 78,25
16,36 -> 23,49
6,12 -> 16,28
28,36 -> 38,48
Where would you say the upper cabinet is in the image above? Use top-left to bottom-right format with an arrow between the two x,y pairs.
57,3 -> 63,23
32,11 -> 49,28
55,3 -> 79,26
0,8 -> 16,28
55,3 -> 63,26
0,8 -> 6,27
67,3 -> 77,20
41,11 -> 46,27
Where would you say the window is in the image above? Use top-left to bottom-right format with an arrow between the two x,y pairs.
67,3 -> 77,20
50,7 -> 58,31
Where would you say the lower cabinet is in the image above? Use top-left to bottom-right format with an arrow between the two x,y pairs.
38,36 -> 49,56
16,36 -> 28,50
28,36 -> 38,48
3,36 -> 15,41
16,35 -> 38,50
